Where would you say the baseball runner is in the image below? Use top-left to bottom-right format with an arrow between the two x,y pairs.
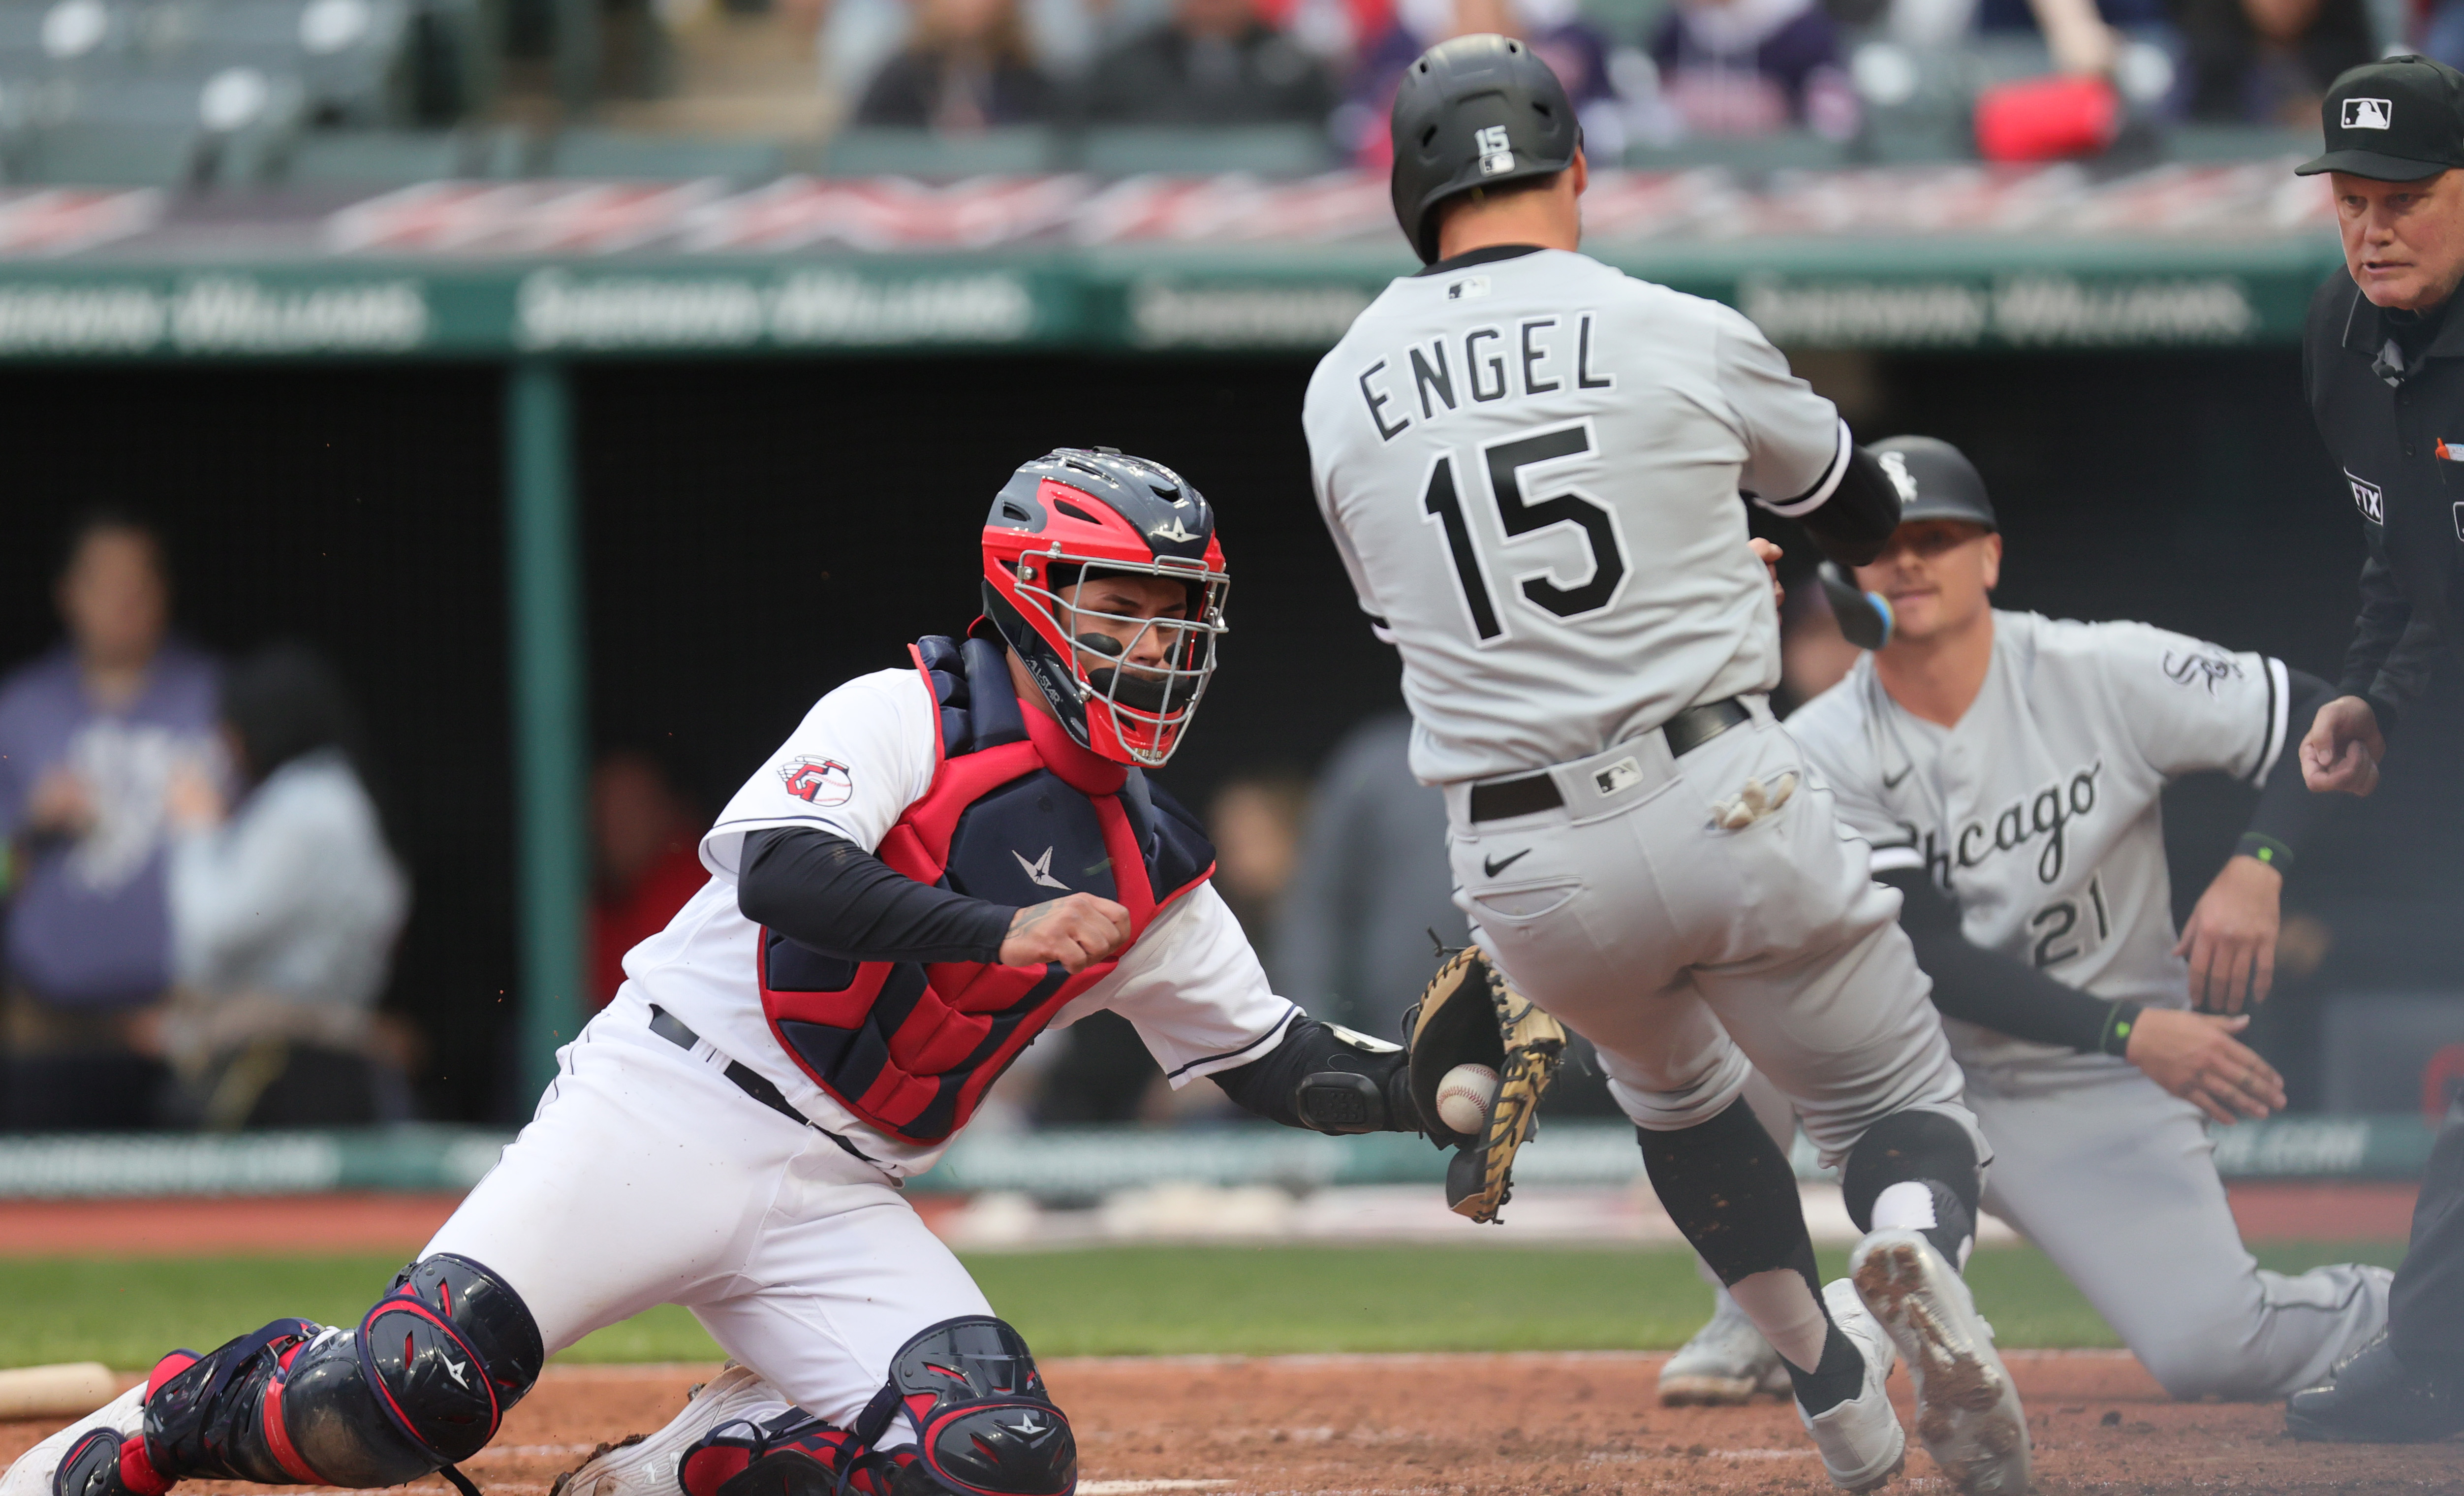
1663,436 -> 2393,1405
0,449 -> 1439,1496
1302,33 -> 2030,1496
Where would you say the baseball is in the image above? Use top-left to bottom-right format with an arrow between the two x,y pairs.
1435,1063 -> 1500,1135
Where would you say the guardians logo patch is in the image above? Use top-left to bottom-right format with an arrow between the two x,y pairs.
780,756 -> 852,806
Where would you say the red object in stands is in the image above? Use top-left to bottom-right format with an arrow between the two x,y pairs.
1974,74 -> 2121,162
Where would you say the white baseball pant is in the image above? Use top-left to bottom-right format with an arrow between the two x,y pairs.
422,988 -> 989,1438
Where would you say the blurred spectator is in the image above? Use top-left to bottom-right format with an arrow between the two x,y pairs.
158,644 -> 410,1130
2174,0 -> 2370,122
591,748 -> 708,1011
1207,772 -> 1309,962
1084,0 -> 1339,124
1275,713 -> 1464,1042
1972,0 -> 2152,76
853,0 -> 1060,127
1340,0 -> 1640,163
1642,0 -> 1860,140
0,511 -> 218,1131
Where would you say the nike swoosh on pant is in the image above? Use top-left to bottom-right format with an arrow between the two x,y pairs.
1483,849 -> 1532,878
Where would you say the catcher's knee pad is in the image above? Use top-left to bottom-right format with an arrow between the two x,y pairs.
1840,1109 -> 1981,1236
852,1317 -> 1075,1496
680,1408 -> 915,1496
135,1254 -> 543,1492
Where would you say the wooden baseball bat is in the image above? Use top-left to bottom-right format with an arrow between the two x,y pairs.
0,1363 -> 122,1421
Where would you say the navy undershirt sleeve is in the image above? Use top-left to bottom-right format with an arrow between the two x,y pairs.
2241,667 -> 2335,863
1881,867 -> 2113,1053
738,827 -> 1013,964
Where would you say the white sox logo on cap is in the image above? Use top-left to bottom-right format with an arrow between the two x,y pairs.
2343,97 -> 2394,129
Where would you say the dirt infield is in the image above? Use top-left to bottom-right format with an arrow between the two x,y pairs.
6,1355 -> 2457,1496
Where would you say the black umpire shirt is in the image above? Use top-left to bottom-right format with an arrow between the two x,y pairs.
2303,267 -> 2460,735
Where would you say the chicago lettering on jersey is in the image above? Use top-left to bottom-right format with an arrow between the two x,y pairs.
1354,311 -> 1615,442
1883,761 -> 2105,889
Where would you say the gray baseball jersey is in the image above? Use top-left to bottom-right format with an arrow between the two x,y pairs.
1780,609 -> 2388,1399
1303,247 -> 1853,786
1786,609 -> 2293,1072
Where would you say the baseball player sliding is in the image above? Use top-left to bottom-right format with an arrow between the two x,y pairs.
0,449 -> 1438,1496
1304,34 -> 2030,1496
1664,437 -> 2390,1403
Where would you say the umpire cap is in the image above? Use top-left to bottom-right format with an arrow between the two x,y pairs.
2296,55 -> 2464,181
1389,34 -> 1581,264
1870,435 -> 1996,530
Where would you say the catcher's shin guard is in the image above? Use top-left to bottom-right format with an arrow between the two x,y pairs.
680,1409 -> 915,1496
852,1318 -> 1075,1496
121,1254 -> 543,1495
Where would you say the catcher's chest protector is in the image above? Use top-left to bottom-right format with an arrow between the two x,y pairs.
759,633 -> 1216,1145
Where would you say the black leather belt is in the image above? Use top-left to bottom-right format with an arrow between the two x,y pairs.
648,1005 -> 879,1168
1467,697 -> 1753,823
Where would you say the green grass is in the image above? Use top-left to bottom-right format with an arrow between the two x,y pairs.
3,1242 -> 2408,1369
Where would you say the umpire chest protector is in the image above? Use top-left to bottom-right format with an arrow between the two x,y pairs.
758,631 -> 1216,1144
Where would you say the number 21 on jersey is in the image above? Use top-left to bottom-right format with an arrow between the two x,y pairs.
1421,418 -> 1631,644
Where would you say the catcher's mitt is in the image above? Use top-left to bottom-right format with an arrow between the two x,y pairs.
1404,945 -> 1566,1223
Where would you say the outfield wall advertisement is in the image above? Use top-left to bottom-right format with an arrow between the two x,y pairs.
0,160 -> 2343,358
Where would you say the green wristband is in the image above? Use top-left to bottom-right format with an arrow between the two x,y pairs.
2236,833 -> 2294,873
2098,1000 -> 2145,1059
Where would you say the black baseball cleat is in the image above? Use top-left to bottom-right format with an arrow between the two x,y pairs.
2286,1335 -> 2464,1443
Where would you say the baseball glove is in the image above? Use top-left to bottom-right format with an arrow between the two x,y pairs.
1404,945 -> 1567,1224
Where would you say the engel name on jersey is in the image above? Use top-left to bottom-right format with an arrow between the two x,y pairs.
1787,610 -> 2292,1072
1303,248 -> 1853,786
612,666 -> 1297,1177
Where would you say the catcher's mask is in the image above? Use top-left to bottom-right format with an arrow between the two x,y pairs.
980,447 -> 1229,769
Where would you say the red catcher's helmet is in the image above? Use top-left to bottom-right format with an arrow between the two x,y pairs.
980,448 -> 1229,768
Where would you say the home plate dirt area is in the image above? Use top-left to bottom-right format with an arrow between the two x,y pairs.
6,1355 -> 2460,1496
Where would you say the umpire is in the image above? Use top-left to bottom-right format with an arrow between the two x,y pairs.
2287,54 -> 2464,1442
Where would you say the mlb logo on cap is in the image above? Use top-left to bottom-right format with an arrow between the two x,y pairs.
2300,56 -> 2464,178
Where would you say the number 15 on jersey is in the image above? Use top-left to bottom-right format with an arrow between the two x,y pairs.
1421,419 -> 1632,645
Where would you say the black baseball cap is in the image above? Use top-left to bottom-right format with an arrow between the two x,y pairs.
1870,436 -> 1996,530
2296,56 -> 2464,180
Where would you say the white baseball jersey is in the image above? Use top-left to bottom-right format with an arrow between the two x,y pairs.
620,666 -> 1298,1177
1786,610 -> 2294,1071
1303,247 -> 1854,785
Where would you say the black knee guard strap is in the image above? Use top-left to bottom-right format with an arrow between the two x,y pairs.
852,1318 -> 1074,1496
1841,1109 -> 1981,1262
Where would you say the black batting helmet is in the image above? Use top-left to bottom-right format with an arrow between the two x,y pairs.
1869,435 -> 1997,530
1389,33 -> 1581,264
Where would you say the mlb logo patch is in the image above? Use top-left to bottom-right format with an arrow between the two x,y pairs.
2344,97 -> 2393,129
1475,125 -> 1515,177
1448,275 -> 1491,301
2349,468 -> 2384,522
1594,756 -> 1643,796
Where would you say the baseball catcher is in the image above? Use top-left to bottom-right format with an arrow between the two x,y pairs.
0,449 -> 1449,1496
